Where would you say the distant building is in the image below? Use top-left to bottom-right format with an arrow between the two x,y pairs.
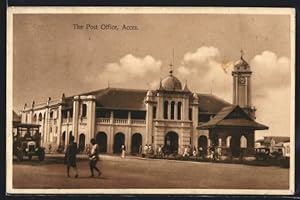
255,136 -> 290,152
13,110 -> 21,126
19,53 -> 268,156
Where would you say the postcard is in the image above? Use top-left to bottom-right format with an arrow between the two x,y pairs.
6,7 -> 295,195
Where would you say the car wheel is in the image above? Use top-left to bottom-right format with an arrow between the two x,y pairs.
16,151 -> 23,162
38,150 -> 45,161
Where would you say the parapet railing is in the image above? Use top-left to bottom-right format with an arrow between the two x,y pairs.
96,118 -> 146,125
131,119 -> 146,124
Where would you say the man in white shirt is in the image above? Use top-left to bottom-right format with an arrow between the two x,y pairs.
88,138 -> 101,177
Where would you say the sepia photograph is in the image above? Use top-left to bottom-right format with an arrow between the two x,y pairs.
6,7 -> 295,195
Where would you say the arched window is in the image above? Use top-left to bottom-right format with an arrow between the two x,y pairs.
163,101 -> 168,119
188,108 -> 192,121
226,136 -> 232,147
153,106 -> 157,119
33,114 -> 37,123
218,138 -> 222,146
82,104 -> 87,117
38,113 -> 43,121
240,135 -> 247,148
177,102 -> 182,120
170,101 -> 175,120
50,111 -> 54,119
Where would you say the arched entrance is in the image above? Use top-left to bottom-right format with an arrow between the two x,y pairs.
79,133 -> 85,153
69,131 -> 73,144
131,133 -> 142,155
114,132 -> 125,154
164,131 -> 179,155
231,135 -> 241,157
240,135 -> 247,148
61,131 -> 66,147
198,135 -> 208,153
96,132 -> 107,153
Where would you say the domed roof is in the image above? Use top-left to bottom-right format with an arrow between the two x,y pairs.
234,58 -> 249,67
160,70 -> 182,91
234,51 -> 250,71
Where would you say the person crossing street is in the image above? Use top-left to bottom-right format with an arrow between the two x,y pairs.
88,138 -> 101,177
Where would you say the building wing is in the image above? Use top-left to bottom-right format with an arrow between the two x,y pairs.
66,87 -> 232,113
199,105 -> 268,130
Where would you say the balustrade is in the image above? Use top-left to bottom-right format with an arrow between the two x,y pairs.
114,119 -> 128,124
96,117 -> 145,125
131,119 -> 146,124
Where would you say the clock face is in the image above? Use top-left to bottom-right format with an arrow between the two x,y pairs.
239,77 -> 246,84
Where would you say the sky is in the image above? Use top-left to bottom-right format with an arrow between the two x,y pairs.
12,12 -> 293,138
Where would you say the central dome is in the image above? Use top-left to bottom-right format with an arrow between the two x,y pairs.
161,70 -> 182,91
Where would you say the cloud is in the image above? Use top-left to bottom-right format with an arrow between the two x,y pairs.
104,54 -> 162,77
176,46 -> 232,101
84,54 -> 162,89
105,54 -> 162,77
176,47 -> 291,137
84,47 -> 291,137
249,51 -> 291,137
183,46 -> 220,64
250,51 -> 291,91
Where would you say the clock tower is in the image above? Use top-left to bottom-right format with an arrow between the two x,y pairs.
232,50 -> 256,118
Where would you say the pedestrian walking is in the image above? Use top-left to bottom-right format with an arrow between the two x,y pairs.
88,138 -> 101,177
199,146 -> 203,159
193,146 -> 197,157
142,144 -> 148,158
64,136 -> 78,178
157,145 -> 163,158
121,145 -> 126,158
48,144 -> 52,153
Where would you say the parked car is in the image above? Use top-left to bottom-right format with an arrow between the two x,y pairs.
13,123 -> 45,161
255,147 -> 270,161
279,141 -> 290,168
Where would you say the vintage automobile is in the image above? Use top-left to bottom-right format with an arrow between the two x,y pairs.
255,147 -> 271,161
279,141 -> 290,168
13,123 -> 45,161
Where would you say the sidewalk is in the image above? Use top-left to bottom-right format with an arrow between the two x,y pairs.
45,152 -> 150,161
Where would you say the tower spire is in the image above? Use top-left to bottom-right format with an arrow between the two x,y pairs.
169,48 -> 175,75
240,49 -> 244,59
169,63 -> 173,75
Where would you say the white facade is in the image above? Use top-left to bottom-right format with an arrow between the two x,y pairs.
20,56 -> 257,155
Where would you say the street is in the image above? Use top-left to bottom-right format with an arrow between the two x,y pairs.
13,154 -> 289,189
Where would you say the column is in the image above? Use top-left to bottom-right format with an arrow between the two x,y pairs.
45,108 -> 49,143
156,94 -> 163,120
192,102 -> 199,148
57,105 -> 62,147
182,97 -> 189,121
86,96 -> 96,147
174,102 -> 178,120
236,77 -> 239,106
108,125 -> 114,153
145,102 -> 153,146
72,96 -> 80,142
248,77 -> 252,107
128,111 -> 131,124
127,128 -> 131,154
110,111 -> 114,124
64,125 -> 69,149
64,111 -> 70,148
29,110 -> 33,124
168,101 -> 171,120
